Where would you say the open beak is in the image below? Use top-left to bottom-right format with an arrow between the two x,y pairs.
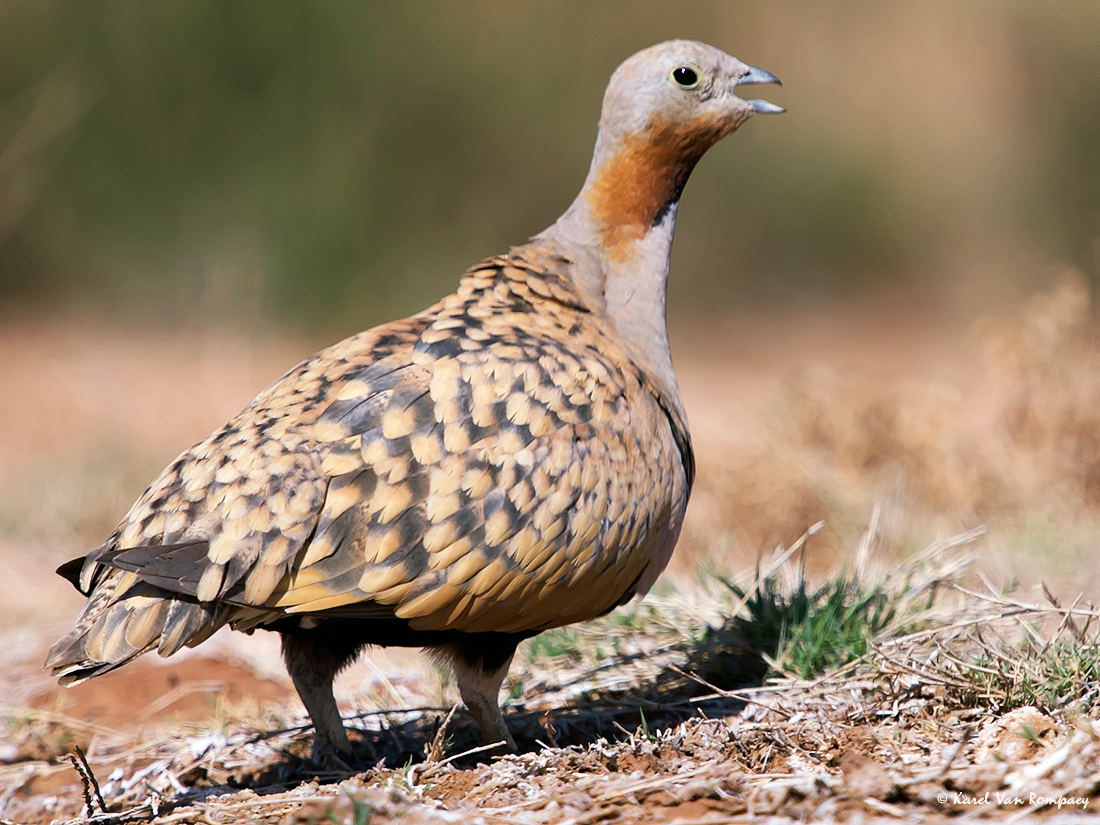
736,65 -> 785,114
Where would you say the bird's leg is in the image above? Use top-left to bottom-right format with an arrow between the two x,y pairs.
444,638 -> 519,752
281,632 -> 354,769
453,655 -> 517,751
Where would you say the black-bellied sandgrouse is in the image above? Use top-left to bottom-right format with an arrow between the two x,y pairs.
47,40 -> 783,767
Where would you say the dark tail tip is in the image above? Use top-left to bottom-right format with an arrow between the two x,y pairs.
56,556 -> 89,594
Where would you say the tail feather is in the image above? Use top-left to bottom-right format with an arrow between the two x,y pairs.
45,565 -> 231,684
159,599 -> 224,656
47,637 -> 155,687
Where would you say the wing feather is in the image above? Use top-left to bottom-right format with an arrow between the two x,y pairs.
256,319 -> 680,634
52,256 -> 691,674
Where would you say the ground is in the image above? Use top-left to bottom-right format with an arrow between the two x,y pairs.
3,276 -> 1100,823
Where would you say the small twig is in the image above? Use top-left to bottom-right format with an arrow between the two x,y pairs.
408,737 -> 509,788
417,740 -> 510,781
876,609 -> 1028,649
931,640 -> 1001,677
541,713 -> 560,748
24,709 -> 119,738
244,704 -> 455,744
149,793 -> 349,825
708,523 -> 828,634
935,724 -> 973,779
425,703 -> 460,763
136,681 -> 227,721
854,503 -> 881,584
595,763 -> 714,802
759,651 -> 801,682
898,724 -> 973,787
863,797 -> 906,818
529,640 -> 688,694
667,663 -> 794,719
1048,592 -> 1084,647
915,526 -> 986,561
868,646 -> 973,689
65,745 -> 106,816
610,720 -> 635,740
953,585 -> 1100,620
961,631 -> 1046,685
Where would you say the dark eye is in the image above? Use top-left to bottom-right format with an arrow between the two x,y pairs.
670,66 -> 700,89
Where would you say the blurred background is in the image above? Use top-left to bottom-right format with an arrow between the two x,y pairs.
3,0 -> 1100,644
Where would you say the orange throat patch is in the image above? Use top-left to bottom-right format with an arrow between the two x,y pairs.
585,115 -> 731,262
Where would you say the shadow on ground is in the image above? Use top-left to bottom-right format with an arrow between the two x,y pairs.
223,621 -> 766,792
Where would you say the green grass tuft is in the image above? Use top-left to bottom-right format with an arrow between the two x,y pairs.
525,627 -> 585,663
692,566 -> 935,687
954,636 -> 1100,716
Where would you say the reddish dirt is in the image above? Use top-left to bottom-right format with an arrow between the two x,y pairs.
424,769 -> 480,802
31,655 -> 292,730
7,656 -> 293,822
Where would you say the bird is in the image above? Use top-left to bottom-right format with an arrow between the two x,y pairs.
46,40 -> 783,768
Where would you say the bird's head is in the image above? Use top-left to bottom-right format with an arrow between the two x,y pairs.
582,40 -> 783,261
599,39 -> 784,144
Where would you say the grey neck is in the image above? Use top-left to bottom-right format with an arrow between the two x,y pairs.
533,184 -> 686,426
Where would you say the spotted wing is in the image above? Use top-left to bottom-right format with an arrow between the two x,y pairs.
46,318 -> 428,676
262,296 -> 688,635
49,256 -> 690,678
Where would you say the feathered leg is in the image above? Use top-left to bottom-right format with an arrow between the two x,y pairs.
442,637 -> 519,751
281,632 -> 356,769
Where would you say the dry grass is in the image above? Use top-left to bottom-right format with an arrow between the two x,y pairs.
678,270 -> 1100,594
4,526 -> 1100,823
5,276 -> 1100,821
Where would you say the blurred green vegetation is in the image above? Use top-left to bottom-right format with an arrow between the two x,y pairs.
0,1 -> 1098,332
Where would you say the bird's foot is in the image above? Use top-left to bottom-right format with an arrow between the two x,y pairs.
486,723 -> 517,754
464,702 -> 518,756
306,740 -> 356,775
